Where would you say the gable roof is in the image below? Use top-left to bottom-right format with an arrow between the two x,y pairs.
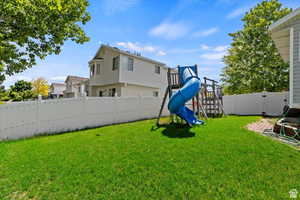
91,44 -> 168,68
65,76 -> 88,83
51,83 -> 66,87
269,7 -> 300,32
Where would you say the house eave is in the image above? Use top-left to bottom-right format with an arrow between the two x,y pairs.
269,7 -> 300,32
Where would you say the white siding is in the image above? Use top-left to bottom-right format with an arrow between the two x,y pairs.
90,84 -> 122,97
119,54 -> 167,88
293,19 -> 300,105
119,54 -> 168,97
89,48 -> 120,86
121,84 -> 159,97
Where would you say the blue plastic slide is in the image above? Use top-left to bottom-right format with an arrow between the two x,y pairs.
168,66 -> 204,126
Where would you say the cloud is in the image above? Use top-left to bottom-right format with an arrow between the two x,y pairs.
200,52 -> 227,60
192,27 -> 219,37
168,44 -> 229,54
200,44 -> 210,50
116,42 -> 166,56
199,45 -> 229,61
157,51 -> 166,56
226,6 -> 250,19
4,76 -> 32,88
213,45 -> 229,52
149,22 -> 189,40
200,44 -> 229,52
102,0 -> 140,15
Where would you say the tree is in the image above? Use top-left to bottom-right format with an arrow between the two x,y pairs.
8,80 -> 34,101
10,80 -> 32,93
32,77 -> 49,97
221,0 -> 291,95
0,85 -> 8,101
0,0 -> 90,82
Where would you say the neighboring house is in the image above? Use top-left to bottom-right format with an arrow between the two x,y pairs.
49,83 -> 66,98
64,76 -> 89,98
88,45 -> 169,97
269,7 -> 300,108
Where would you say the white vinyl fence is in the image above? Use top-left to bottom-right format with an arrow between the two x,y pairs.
223,92 -> 289,116
0,97 -> 168,140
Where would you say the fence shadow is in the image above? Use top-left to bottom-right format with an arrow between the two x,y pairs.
152,123 -> 195,138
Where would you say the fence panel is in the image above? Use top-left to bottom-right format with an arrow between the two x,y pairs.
223,92 -> 288,116
0,97 -> 168,140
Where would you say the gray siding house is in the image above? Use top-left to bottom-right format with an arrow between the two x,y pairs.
270,7 -> 300,108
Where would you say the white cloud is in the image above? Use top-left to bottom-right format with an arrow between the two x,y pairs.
116,42 -> 155,53
149,22 -> 189,40
193,27 -> 219,37
116,42 -> 166,56
50,76 -> 67,82
4,76 -> 32,88
226,6 -> 250,19
102,0 -> 140,15
213,45 -> 229,52
200,44 -> 210,50
157,51 -> 167,56
199,45 -> 229,61
200,44 -> 229,52
200,52 -> 227,60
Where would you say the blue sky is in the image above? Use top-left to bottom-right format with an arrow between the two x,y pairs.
3,0 -> 298,87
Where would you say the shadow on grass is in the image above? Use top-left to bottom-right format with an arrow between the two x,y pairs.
152,123 -> 195,138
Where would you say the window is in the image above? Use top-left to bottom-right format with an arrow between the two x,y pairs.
96,64 -> 101,75
153,91 -> 159,97
109,88 -> 116,97
112,56 -> 119,71
155,65 -> 160,74
90,63 -> 95,77
127,57 -> 134,71
99,91 -> 103,97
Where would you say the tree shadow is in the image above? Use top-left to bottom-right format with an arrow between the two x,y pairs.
151,123 -> 196,138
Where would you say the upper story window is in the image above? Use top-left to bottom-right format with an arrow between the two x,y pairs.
127,57 -> 134,71
96,64 -> 101,75
153,91 -> 159,97
155,65 -> 160,74
90,63 -> 95,77
67,82 -> 71,88
112,56 -> 119,71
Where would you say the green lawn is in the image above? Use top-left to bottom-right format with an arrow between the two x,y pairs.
0,116 -> 299,200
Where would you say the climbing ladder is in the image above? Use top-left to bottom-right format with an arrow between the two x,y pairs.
156,65 -> 208,126
200,77 -> 225,117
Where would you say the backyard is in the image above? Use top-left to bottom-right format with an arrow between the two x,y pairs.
0,116 -> 299,200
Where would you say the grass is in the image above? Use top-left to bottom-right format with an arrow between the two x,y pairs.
0,116 -> 299,200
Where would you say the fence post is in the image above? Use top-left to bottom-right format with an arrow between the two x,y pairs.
36,96 -> 42,135
0,106 -> 3,139
262,91 -> 267,116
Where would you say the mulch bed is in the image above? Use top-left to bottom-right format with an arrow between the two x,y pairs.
246,118 -> 300,150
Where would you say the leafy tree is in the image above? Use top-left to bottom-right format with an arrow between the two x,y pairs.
8,80 -> 34,101
0,0 -> 90,82
221,0 -> 291,95
32,77 -> 49,97
10,80 -> 32,93
0,85 -> 8,101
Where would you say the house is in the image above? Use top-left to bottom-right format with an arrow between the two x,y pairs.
64,76 -> 89,98
269,7 -> 300,108
49,83 -> 66,98
88,45 -> 169,97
